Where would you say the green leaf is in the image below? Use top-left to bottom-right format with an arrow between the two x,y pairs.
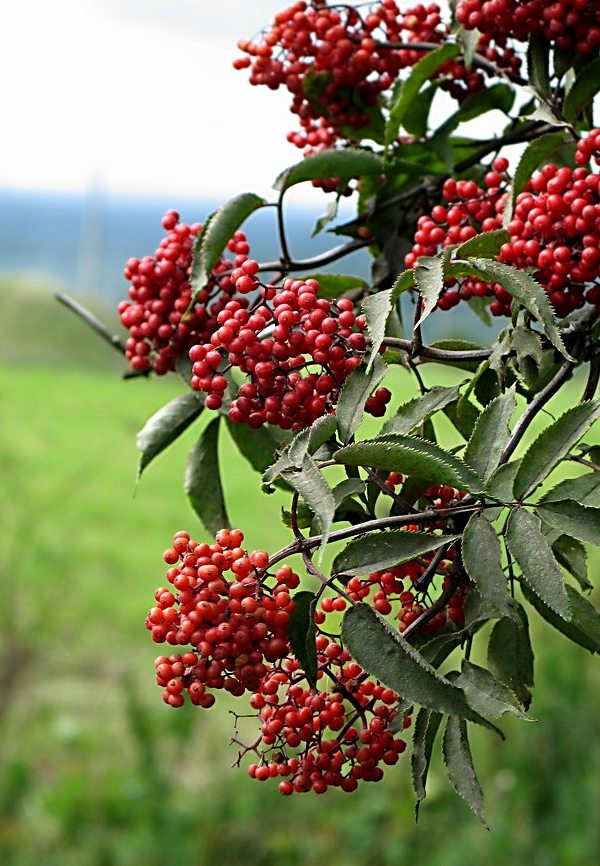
487,604 -> 534,709
311,199 -> 339,237
456,229 -> 509,260
462,513 -> 513,618
341,604 -> 499,730
463,387 -> 516,481
540,471 -> 600,506
513,401 -> 600,499
274,148 -> 383,192
411,708 -> 443,818
459,26 -> 481,66
288,591 -> 318,686
444,397 -> 481,440
485,459 -> 521,504
552,534 -> 591,591
467,296 -> 493,327
304,273 -> 369,298
442,717 -> 487,826
362,270 -> 416,369
415,253 -> 445,326
190,193 -> 265,301
535,499 -> 600,545
332,478 -> 365,508
282,455 -> 335,550
457,661 -> 532,720
334,434 -> 486,494
184,417 -> 229,534
563,58 -> 600,122
510,131 -> 569,204
403,83 -> 438,137
386,43 -> 461,145
513,324 -> 544,368
527,32 -> 551,99
336,356 -> 387,444
381,386 -> 461,436
522,584 -> 600,654
467,258 -> 572,360
332,530 -> 460,577
506,507 -> 570,620
136,392 -> 203,480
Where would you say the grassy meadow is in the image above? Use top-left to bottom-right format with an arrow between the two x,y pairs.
1,278 -> 600,866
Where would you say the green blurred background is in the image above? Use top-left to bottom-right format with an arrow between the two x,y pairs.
2,275 -> 600,866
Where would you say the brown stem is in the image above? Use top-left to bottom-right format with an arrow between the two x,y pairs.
55,293 -> 126,354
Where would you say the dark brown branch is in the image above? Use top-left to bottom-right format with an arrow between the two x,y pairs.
55,292 -> 126,354
382,336 -> 491,363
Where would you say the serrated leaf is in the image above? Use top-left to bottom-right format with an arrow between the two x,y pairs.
282,454 -> 335,551
513,401 -> 600,499
304,272 -> 369,297
331,478 -> 365,507
468,295 -> 493,327
342,604 -> 499,730
552,534 -> 591,591
457,661 -> 532,720
527,32 -> 551,99
467,258 -> 572,359
513,325 -> 544,366
411,708 -> 443,818
506,507 -> 570,620
540,472 -> 600,506
184,417 -> 229,533
442,717 -> 487,825
336,356 -> 387,444
274,148 -> 383,192
536,499 -> 600,545
311,199 -> 339,237
386,43 -> 461,145
419,631 -> 463,668
362,270 -> 416,369
464,387 -> 516,481
486,459 -> 521,503
456,229 -> 509,259
510,132 -> 569,205
381,386 -> 461,436
334,434 -> 486,494
462,513 -> 513,618
415,253 -> 445,326
403,83 -> 438,137
563,58 -> 600,123
288,591 -> 318,686
190,193 -> 265,301
136,392 -> 203,479
332,530 -> 460,577
444,397 -> 481,440
487,604 -> 534,709
522,584 -> 600,654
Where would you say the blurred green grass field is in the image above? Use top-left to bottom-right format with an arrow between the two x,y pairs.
1,279 -> 600,866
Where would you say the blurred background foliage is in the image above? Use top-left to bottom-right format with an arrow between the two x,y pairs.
1,274 -> 600,866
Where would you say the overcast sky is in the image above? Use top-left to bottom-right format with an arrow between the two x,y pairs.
2,1 -> 303,201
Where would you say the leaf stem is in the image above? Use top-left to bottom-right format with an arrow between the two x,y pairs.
55,292 -> 126,354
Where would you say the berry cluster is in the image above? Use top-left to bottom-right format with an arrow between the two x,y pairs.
407,144 -> 600,319
234,1 -> 519,151
189,275 -> 373,430
118,211 -> 253,374
405,160 -> 511,315
147,529 -> 298,706
456,0 -> 600,54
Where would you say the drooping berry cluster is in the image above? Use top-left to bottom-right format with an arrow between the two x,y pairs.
456,0 -> 600,54
405,159 -> 511,315
234,1 -> 519,151
189,276 -> 373,430
118,211 -> 253,374
148,529 -> 298,706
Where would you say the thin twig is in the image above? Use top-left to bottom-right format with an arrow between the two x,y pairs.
382,336 -> 491,363
55,292 -> 126,354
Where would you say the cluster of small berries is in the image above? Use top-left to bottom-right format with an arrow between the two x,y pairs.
147,529 -> 299,706
118,211 -> 253,374
234,1 -> 519,151
405,159 -> 511,315
147,527 -> 412,793
456,0 -> 600,54
189,275 -> 374,430
407,140 -> 600,319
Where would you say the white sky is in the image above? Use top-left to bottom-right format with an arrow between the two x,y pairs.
2,0 -> 302,201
